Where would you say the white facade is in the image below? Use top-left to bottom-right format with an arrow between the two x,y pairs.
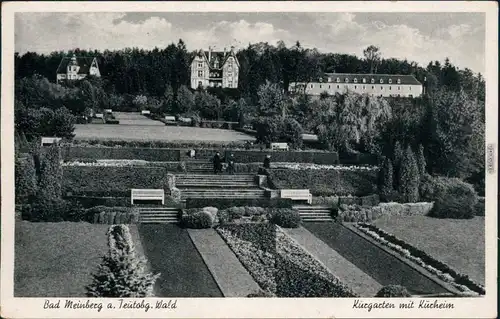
56,55 -> 101,84
190,47 -> 239,89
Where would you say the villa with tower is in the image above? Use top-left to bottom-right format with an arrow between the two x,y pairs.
190,46 -> 239,89
56,54 -> 101,84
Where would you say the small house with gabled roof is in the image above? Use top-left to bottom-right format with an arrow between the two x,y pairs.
289,73 -> 423,98
190,46 -> 239,89
56,54 -> 101,84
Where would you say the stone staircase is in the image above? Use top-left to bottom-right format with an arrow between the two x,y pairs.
175,174 -> 266,200
138,206 -> 180,224
184,160 -> 214,173
294,205 -> 334,222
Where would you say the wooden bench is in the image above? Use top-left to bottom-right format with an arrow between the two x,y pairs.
41,137 -> 62,146
104,109 -> 113,114
280,189 -> 312,204
271,142 -> 289,151
131,189 -> 165,205
141,110 -> 151,115
95,113 -> 104,119
164,115 -> 176,121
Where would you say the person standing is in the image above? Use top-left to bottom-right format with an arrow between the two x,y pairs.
263,155 -> 271,169
227,153 -> 235,175
213,152 -> 221,174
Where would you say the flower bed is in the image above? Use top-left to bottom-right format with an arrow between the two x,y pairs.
217,224 -> 356,297
355,223 -> 485,296
272,163 -> 378,171
338,202 -> 432,223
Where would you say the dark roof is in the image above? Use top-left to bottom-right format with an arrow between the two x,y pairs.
56,56 -> 96,74
194,49 -> 238,70
319,73 -> 421,85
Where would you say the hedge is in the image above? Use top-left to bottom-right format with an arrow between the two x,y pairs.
338,202 -> 434,223
70,139 -> 247,149
425,176 -> 478,219
66,196 -> 131,208
63,166 -> 169,195
84,206 -> 140,224
224,150 -> 339,165
266,169 -> 377,196
186,198 -> 294,209
357,223 -> 485,295
339,152 -> 380,165
62,147 -> 181,162
269,208 -> 301,228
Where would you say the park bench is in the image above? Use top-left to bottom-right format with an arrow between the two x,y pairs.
271,142 -> 289,151
104,109 -> 113,114
164,115 -> 176,121
141,110 -> 151,115
131,189 -> 165,205
40,137 -> 62,146
95,113 -> 104,119
280,189 -> 312,205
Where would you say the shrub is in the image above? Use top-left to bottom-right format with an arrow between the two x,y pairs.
180,211 -> 213,229
475,197 -> 485,216
28,197 -> 84,222
63,146 -> 181,162
86,225 -> 160,297
375,285 -> 411,297
269,208 -> 301,228
15,153 -> 38,204
422,175 -> 478,219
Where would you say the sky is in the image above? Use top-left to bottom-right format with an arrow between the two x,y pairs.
15,12 -> 485,73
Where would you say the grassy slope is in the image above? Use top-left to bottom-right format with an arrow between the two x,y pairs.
14,221 -> 110,297
138,224 -> 222,297
373,215 -> 485,285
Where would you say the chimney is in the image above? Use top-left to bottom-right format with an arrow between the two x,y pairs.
230,46 -> 234,53
224,47 -> 227,57
208,46 -> 212,63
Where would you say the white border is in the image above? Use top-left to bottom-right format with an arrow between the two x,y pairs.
1,2 -> 498,318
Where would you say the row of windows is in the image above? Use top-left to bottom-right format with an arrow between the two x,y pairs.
198,81 -> 234,88
197,70 -> 236,78
325,77 -> 402,84
310,84 -> 411,91
197,60 -> 234,69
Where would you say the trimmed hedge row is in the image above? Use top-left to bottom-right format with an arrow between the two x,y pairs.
70,139 -> 247,149
185,198 -> 294,209
63,166 -> 169,195
337,202 -> 433,223
224,150 -> 339,165
357,223 -> 485,295
339,152 -> 380,165
62,147 -> 181,162
266,168 -> 377,196
84,206 -> 140,224
66,195 -> 181,208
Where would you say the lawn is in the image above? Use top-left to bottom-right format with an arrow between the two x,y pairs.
373,215 -> 485,285
138,224 -> 223,297
14,221 -> 144,297
74,112 -> 255,143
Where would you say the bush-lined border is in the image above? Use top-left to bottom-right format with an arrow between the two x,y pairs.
355,223 -> 485,296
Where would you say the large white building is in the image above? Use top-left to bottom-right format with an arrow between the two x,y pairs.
56,54 -> 101,84
289,73 -> 423,98
190,46 -> 239,89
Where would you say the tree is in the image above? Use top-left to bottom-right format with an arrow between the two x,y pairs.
416,144 -> 427,178
257,80 -> 285,117
15,153 -> 38,204
398,146 -> 420,203
363,45 -> 381,73
378,157 -> 394,201
86,225 -> 160,297
176,85 -> 195,114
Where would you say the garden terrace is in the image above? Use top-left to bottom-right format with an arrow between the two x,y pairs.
264,168 -> 378,197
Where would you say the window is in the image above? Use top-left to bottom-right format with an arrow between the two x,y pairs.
363,78 -> 366,83
388,79 -> 392,84
398,86 -> 401,90
198,70 -> 203,77
371,78 -> 375,84
228,81 -> 233,88
371,86 -> 374,89
409,94 -> 413,98
397,78 -> 401,84
310,84 -> 314,88
328,85 -> 331,89
336,78 -> 340,83
409,87 -> 412,91
363,85 -> 365,90
381,86 -> 383,90
198,81 -> 202,88
354,78 -> 358,83
337,85 -> 340,89
380,79 -> 384,84
389,86 -> 392,90
319,85 -> 322,89
328,77 -> 332,82
345,78 -> 349,83
198,63 -> 203,68
397,94 -> 401,97
354,85 -> 357,89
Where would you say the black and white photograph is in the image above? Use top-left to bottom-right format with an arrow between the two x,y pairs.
1,1 -> 497,318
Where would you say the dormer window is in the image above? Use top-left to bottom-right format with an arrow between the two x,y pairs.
354,78 -> 358,83
198,62 -> 203,68
328,77 -> 332,82
380,79 -> 384,84
388,79 -> 392,84
345,78 -> 349,83
371,78 -> 375,84
362,78 -> 366,83
336,78 -> 340,83
397,78 -> 401,84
